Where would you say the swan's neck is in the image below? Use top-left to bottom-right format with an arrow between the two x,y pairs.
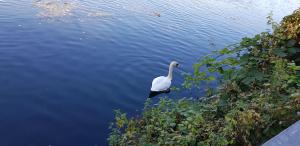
167,65 -> 174,80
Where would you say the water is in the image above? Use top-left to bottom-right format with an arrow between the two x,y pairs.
0,0 -> 299,145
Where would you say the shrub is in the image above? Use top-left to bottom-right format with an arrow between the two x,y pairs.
108,8 -> 300,146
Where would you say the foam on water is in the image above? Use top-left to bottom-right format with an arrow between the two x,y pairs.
33,0 -> 75,17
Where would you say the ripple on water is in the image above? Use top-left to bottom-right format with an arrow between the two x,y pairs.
1,0 -> 300,146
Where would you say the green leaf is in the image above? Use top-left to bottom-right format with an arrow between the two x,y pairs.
207,76 -> 216,81
287,39 -> 296,47
273,48 -> 287,57
240,54 -> 250,65
287,47 -> 300,54
219,48 -> 230,54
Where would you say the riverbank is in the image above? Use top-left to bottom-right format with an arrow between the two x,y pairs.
108,8 -> 300,146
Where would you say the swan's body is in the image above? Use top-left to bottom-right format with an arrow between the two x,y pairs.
151,76 -> 171,91
150,61 -> 179,92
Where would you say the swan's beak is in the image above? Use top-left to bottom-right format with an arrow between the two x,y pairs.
176,64 -> 180,68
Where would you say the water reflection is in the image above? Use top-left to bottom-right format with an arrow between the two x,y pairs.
148,89 -> 170,98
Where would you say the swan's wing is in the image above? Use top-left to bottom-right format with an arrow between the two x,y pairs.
151,76 -> 171,91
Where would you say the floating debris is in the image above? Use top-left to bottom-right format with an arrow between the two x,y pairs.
33,0 -> 75,18
153,12 -> 161,17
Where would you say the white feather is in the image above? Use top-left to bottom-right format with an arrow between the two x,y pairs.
151,76 -> 171,91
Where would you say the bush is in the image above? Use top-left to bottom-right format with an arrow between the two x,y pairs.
108,9 -> 300,146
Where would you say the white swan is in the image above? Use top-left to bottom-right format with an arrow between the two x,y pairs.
150,61 -> 179,92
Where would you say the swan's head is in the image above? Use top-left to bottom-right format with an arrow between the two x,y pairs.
170,61 -> 179,68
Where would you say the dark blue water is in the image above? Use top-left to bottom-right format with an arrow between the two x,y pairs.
0,0 -> 299,145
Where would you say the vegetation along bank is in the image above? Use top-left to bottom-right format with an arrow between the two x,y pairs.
108,8 -> 300,146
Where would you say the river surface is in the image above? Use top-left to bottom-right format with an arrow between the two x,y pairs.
0,0 -> 299,145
